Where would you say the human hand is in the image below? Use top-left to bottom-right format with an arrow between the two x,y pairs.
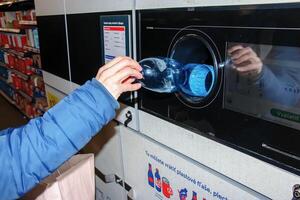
228,45 -> 263,77
96,56 -> 143,99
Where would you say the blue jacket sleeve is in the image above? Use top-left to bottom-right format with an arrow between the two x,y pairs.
0,78 -> 119,200
251,47 -> 300,106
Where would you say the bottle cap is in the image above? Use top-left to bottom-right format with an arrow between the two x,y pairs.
188,64 -> 215,97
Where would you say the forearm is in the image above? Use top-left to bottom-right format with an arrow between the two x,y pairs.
0,78 -> 119,199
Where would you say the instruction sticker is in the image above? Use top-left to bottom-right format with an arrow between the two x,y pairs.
100,15 -> 131,64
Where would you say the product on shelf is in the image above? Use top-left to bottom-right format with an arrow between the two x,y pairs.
0,12 -> 6,28
11,73 -> 21,89
0,9 -> 36,28
0,33 -> 9,47
32,28 -> 39,48
32,54 -> 41,68
7,53 -> 15,67
22,10 -> 36,21
26,28 -> 39,48
0,33 -> 28,49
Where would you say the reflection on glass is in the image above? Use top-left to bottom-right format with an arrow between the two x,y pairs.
225,42 -> 300,129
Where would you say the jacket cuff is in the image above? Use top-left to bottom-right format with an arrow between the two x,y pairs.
91,78 -> 120,110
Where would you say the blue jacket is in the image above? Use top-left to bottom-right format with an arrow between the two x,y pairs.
0,78 -> 119,200
242,46 -> 300,106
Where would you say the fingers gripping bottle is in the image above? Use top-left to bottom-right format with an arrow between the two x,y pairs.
148,163 -> 154,188
155,168 -> 162,192
139,57 -> 215,97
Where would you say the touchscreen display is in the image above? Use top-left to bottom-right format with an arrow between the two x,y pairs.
100,15 -> 131,63
224,42 -> 300,130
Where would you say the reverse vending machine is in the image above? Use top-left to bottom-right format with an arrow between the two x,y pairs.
133,1 -> 300,199
35,0 -> 300,200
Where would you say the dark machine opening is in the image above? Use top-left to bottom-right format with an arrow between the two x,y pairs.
169,31 -> 222,108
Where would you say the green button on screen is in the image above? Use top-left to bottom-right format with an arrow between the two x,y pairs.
271,108 -> 300,123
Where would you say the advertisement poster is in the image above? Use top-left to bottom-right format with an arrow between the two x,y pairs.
122,128 -> 264,200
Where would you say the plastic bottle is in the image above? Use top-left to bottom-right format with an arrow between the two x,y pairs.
178,188 -> 188,200
139,57 -> 215,97
148,163 -> 154,188
155,168 -> 162,192
192,191 -> 197,200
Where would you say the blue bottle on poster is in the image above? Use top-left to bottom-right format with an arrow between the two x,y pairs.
148,163 -> 154,188
155,168 -> 162,192
192,191 -> 197,200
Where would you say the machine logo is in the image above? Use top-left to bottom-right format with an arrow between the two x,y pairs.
293,184 -> 300,200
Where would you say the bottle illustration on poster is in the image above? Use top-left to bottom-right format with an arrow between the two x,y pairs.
155,168 -> 162,192
162,177 -> 173,198
147,162 -> 210,200
148,163 -> 154,188
145,152 -> 233,200
179,188 -> 188,200
192,191 -> 198,200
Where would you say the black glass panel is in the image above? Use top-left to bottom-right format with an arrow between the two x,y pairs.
67,13 -> 101,85
37,15 -> 69,80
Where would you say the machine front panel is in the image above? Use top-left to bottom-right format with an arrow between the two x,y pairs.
66,11 -> 134,106
138,4 -> 300,174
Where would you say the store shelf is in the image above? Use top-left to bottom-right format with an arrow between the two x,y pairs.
0,1 -> 16,6
23,45 -> 39,53
0,0 -> 34,12
1,78 -> 34,101
0,89 -> 14,104
0,0 -> 44,119
0,62 -> 43,80
19,20 -> 36,26
0,27 -> 24,34
0,0 -> 31,6
0,62 -> 29,80
0,75 -> 8,83
0,47 -> 29,57
0,61 -> 7,68
0,83 -> 34,118
11,68 -> 29,80
1,81 -> 18,93
18,89 -> 32,101
0,72 -> 45,102
15,103 -> 32,119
